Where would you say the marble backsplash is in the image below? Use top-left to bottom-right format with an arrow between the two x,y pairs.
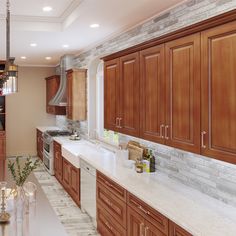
119,134 -> 236,207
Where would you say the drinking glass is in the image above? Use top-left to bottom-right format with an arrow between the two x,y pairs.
23,182 -> 37,203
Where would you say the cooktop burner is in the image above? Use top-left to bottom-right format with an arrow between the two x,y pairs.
45,130 -> 71,137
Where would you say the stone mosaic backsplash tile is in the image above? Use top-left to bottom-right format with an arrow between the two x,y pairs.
119,133 -> 236,207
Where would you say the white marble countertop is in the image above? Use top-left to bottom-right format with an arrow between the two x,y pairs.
60,140 -> 236,236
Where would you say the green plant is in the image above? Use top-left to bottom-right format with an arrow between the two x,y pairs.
8,156 -> 40,186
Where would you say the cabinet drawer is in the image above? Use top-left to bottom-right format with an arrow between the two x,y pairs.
128,192 -> 168,235
169,221 -> 192,236
97,171 -> 126,201
97,182 -> 127,228
97,203 -> 126,236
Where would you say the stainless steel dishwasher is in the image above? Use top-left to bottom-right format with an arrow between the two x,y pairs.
80,159 -> 97,227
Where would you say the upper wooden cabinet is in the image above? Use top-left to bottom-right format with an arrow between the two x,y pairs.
140,45 -> 165,144
165,33 -> 201,153
104,53 -> 140,137
104,59 -> 120,131
66,69 -> 87,121
103,12 -> 236,164
201,21 -> 236,164
45,75 -> 66,115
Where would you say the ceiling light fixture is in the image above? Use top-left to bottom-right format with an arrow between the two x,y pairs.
43,6 -> 52,12
90,23 -> 100,28
21,56 -> 27,60
30,43 -> 37,47
45,57 -> 52,60
62,44 -> 69,48
0,0 -> 18,95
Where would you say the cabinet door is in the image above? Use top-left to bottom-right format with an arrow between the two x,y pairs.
62,158 -> 71,190
46,76 -> 59,114
119,52 -> 140,137
0,132 -> 5,161
145,220 -> 166,236
70,166 -> 80,206
127,206 -> 144,236
104,59 -> 120,131
53,142 -> 62,182
36,129 -> 43,160
97,203 -> 126,236
169,221 -> 192,236
165,33 -> 201,153
201,21 -> 236,164
140,45 -> 165,143
66,72 -> 73,120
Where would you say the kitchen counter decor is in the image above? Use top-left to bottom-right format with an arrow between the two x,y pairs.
7,157 -> 39,220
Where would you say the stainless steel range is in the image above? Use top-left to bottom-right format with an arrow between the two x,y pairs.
43,130 -> 71,175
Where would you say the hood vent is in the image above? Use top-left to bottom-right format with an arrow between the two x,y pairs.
49,54 -> 74,106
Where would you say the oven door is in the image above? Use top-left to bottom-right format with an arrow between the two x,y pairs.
43,150 -> 50,170
43,140 -> 50,154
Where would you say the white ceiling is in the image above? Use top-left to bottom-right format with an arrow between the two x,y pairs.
0,0 -> 185,66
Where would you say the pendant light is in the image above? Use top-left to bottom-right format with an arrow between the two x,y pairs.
0,0 -> 18,95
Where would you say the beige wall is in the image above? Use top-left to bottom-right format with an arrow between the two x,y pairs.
6,66 -> 57,156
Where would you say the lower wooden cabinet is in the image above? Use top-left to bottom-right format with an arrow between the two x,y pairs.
127,206 -> 166,236
97,203 -> 126,236
53,141 -> 63,183
96,173 -> 192,236
169,221 -> 192,236
36,129 -> 43,160
62,158 -> 80,206
96,171 -> 127,236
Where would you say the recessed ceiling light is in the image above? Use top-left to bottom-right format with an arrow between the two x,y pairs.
45,57 -> 52,60
62,44 -> 69,48
30,43 -> 37,47
21,56 -> 26,59
90,23 -> 100,28
43,6 -> 53,12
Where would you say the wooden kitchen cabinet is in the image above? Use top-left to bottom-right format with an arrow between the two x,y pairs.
62,158 -> 80,206
201,21 -> 236,164
104,53 -> 140,137
169,221 -> 192,236
53,141 -> 63,183
66,69 -> 87,121
127,193 -> 168,235
127,206 -> 166,236
36,129 -> 43,160
97,171 -> 127,236
140,45 -> 165,144
45,75 -> 66,115
0,132 -> 6,161
97,203 -> 126,236
104,58 -> 120,131
165,33 -> 201,154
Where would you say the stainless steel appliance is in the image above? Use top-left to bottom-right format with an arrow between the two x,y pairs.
80,159 -> 97,227
42,130 -> 71,175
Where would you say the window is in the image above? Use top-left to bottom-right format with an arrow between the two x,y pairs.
96,61 -> 119,145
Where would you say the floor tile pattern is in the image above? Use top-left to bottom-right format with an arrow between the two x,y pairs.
33,164 -> 99,236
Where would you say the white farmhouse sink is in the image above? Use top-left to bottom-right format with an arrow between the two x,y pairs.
61,140 -> 114,168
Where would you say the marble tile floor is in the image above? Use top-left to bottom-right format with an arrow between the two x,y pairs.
33,163 -> 99,236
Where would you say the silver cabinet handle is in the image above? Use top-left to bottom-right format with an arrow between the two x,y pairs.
115,117 -> 119,127
118,118 -> 122,128
165,125 -> 169,140
160,124 -> 165,138
144,226 -> 149,236
140,223 -> 144,236
201,131 -> 206,148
